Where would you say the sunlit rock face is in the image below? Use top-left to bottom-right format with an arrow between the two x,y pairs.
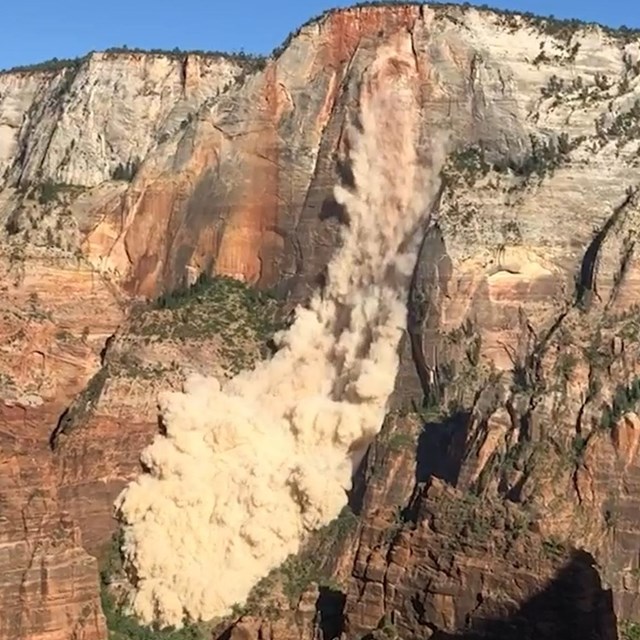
2,3 -> 640,639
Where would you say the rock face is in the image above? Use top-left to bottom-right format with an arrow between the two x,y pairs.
2,3 -> 640,639
0,51 -> 246,187
0,255 -> 124,640
342,419 -> 618,640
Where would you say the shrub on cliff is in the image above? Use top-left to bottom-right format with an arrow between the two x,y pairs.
600,376 -> 640,429
0,56 -> 83,75
101,589 -> 207,639
129,272 -> 284,374
111,159 -> 140,182
620,621 -> 640,640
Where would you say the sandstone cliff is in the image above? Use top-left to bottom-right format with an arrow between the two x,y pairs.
2,2 -> 640,639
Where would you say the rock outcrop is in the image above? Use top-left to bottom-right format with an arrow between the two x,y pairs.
0,51 -> 248,187
2,3 -> 640,639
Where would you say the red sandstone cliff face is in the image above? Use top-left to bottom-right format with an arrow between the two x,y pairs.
0,406 -> 105,640
0,255 -> 124,640
2,3 -> 640,639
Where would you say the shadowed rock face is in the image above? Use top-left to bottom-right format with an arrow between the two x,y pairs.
342,428 -> 619,640
423,550 -> 618,640
224,417 -> 619,640
2,3 -> 640,639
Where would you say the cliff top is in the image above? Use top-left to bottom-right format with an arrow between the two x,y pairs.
0,47 -> 266,76
3,1 -> 639,76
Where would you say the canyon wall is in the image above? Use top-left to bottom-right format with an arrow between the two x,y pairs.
1,3 -> 640,638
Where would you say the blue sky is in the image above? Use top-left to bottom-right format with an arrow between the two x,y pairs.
2,0 -> 638,70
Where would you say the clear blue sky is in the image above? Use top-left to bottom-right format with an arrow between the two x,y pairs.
2,0 -> 638,70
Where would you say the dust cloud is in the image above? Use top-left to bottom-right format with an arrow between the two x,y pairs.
115,44 -> 445,627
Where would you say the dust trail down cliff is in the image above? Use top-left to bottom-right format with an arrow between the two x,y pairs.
114,45 -> 445,627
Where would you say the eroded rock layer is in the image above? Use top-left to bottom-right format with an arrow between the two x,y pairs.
2,3 -> 640,638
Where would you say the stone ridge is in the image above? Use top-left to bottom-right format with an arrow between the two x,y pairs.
3,2 -> 640,639
4,1 -> 639,77
0,48 -> 266,76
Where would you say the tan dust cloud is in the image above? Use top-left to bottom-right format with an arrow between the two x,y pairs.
114,43 -> 445,628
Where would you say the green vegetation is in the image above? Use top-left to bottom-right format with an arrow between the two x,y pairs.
541,74 -> 566,98
279,555 -> 325,602
52,274 -> 284,444
0,47 -> 266,76
499,441 -> 527,476
158,114 -> 196,144
604,505 -> 618,529
541,536 -> 567,560
556,351 -> 578,385
27,180 -> 84,204
0,372 -> 16,390
4,182 -> 80,235
385,431 -> 415,452
4,211 -> 21,236
618,311 -> 640,342
600,376 -> 640,429
4,3 -> 640,80
596,100 -> 640,148
511,360 -> 538,394
436,493 -> 492,548
443,146 -> 490,187
466,334 -> 482,366
52,65 -> 80,99
302,504 -> 356,549
101,592 -> 207,640
45,228 -> 56,248
445,1 -> 640,41
112,353 -> 181,380
132,273 -> 283,374
620,620 -> 640,640
571,435 -> 588,464
232,506 -> 358,616
55,329 -> 76,343
112,159 -> 140,182
154,273 -> 268,313
582,330 -> 614,370
371,614 -> 400,640
534,42 -> 581,66
444,134 -> 581,191
0,56 -> 84,75
270,1 -> 640,60
407,396 -> 445,424
103,46 -> 265,69
502,220 -> 523,244
499,133 -> 579,179
26,291 -> 53,321
382,506 -> 406,544
53,367 -> 109,445
99,530 -> 125,592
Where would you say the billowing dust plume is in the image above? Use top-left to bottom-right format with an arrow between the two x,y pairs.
115,45 -> 444,628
